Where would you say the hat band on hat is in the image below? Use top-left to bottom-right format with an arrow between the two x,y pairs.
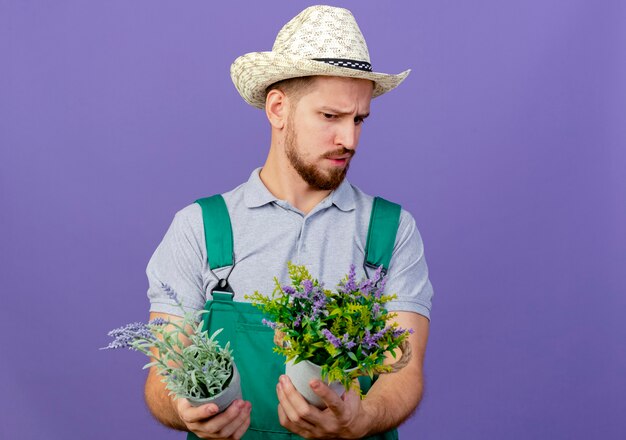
311,58 -> 373,72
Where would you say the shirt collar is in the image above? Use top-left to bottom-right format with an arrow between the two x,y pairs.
329,177 -> 356,212
243,167 -> 356,212
243,168 -> 278,208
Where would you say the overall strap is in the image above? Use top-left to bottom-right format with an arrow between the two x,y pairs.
361,200 -> 401,440
195,195 -> 235,294
364,196 -> 402,276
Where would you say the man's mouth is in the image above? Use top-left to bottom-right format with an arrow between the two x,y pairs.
322,149 -> 354,167
326,156 -> 351,166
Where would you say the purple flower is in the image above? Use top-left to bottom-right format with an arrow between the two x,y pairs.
149,317 -> 168,326
282,285 -> 296,295
310,292 -> 327,319
283,282 -> 309,300
302,279 -> 313,296
322,329 -> 342,348
373,266 -> 383,283
345,264 -> 358,292
392,327 -> 414,338
373,328 -> 387,340
293,315 -> 302,328
373,272 -> 388,299
101,322 -> 155,350
361,330 -> 375,350
361,327 -> 388,350
358,278 -> 373,295
293,289 -> 308,299
262,318 -> 278,329
372,303 -> 380,317
342,333 -> 357,350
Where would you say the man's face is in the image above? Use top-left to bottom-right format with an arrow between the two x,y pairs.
283,76 -> 373,191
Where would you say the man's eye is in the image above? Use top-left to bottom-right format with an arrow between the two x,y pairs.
354,117 -> 365,125
323,113 -> 337,119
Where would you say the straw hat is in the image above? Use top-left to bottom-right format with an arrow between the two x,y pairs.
230,5 -> 411,109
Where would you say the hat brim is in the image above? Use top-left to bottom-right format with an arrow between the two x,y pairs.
231,51 -> 410,109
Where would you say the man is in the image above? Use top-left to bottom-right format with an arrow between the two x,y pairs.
144,5 -> 434,439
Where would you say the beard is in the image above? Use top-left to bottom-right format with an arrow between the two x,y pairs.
284,121 -> 353,191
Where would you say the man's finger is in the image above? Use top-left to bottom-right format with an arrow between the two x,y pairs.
215,401 -> 251,438
200,399 -> 248,433
231,411 -> 252,440
276,379 -> 318,429
278,403 -> 314,438
176,398 -> 219,424
310,379 -> 344,414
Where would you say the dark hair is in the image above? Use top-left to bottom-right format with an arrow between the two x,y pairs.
265,76 -> 318,104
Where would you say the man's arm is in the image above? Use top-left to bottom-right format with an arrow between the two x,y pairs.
144,312 -> 252,440
356,311 -> 429,434
276,311 -> 429,439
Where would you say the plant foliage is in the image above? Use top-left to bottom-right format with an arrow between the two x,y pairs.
246,263 -> 413,391
102,283 -> 234,401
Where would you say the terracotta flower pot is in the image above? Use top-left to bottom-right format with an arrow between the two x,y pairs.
285,359 -> 351,408
186,363 -> 242,412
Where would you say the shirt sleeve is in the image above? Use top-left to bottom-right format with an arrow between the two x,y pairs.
384,209 -> 434,320
146,204 -> 207,316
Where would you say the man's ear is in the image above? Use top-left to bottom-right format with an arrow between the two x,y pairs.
265,89 -> 288,129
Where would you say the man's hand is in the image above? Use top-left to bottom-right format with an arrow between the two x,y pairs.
174,398 -> 251,440
276,375 -> 369,439
144,311 -> 252,439
277,312 -> 429,438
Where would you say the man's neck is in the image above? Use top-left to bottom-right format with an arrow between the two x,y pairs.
259,157 -> 332,215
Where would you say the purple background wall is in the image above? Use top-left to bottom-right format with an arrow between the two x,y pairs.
1,1 -> 624,439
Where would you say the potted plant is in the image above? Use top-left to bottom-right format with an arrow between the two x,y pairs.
102,283 -> 241,411
246,263 -> 413,408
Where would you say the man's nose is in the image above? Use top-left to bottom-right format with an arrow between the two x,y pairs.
335,121 -> 358,150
